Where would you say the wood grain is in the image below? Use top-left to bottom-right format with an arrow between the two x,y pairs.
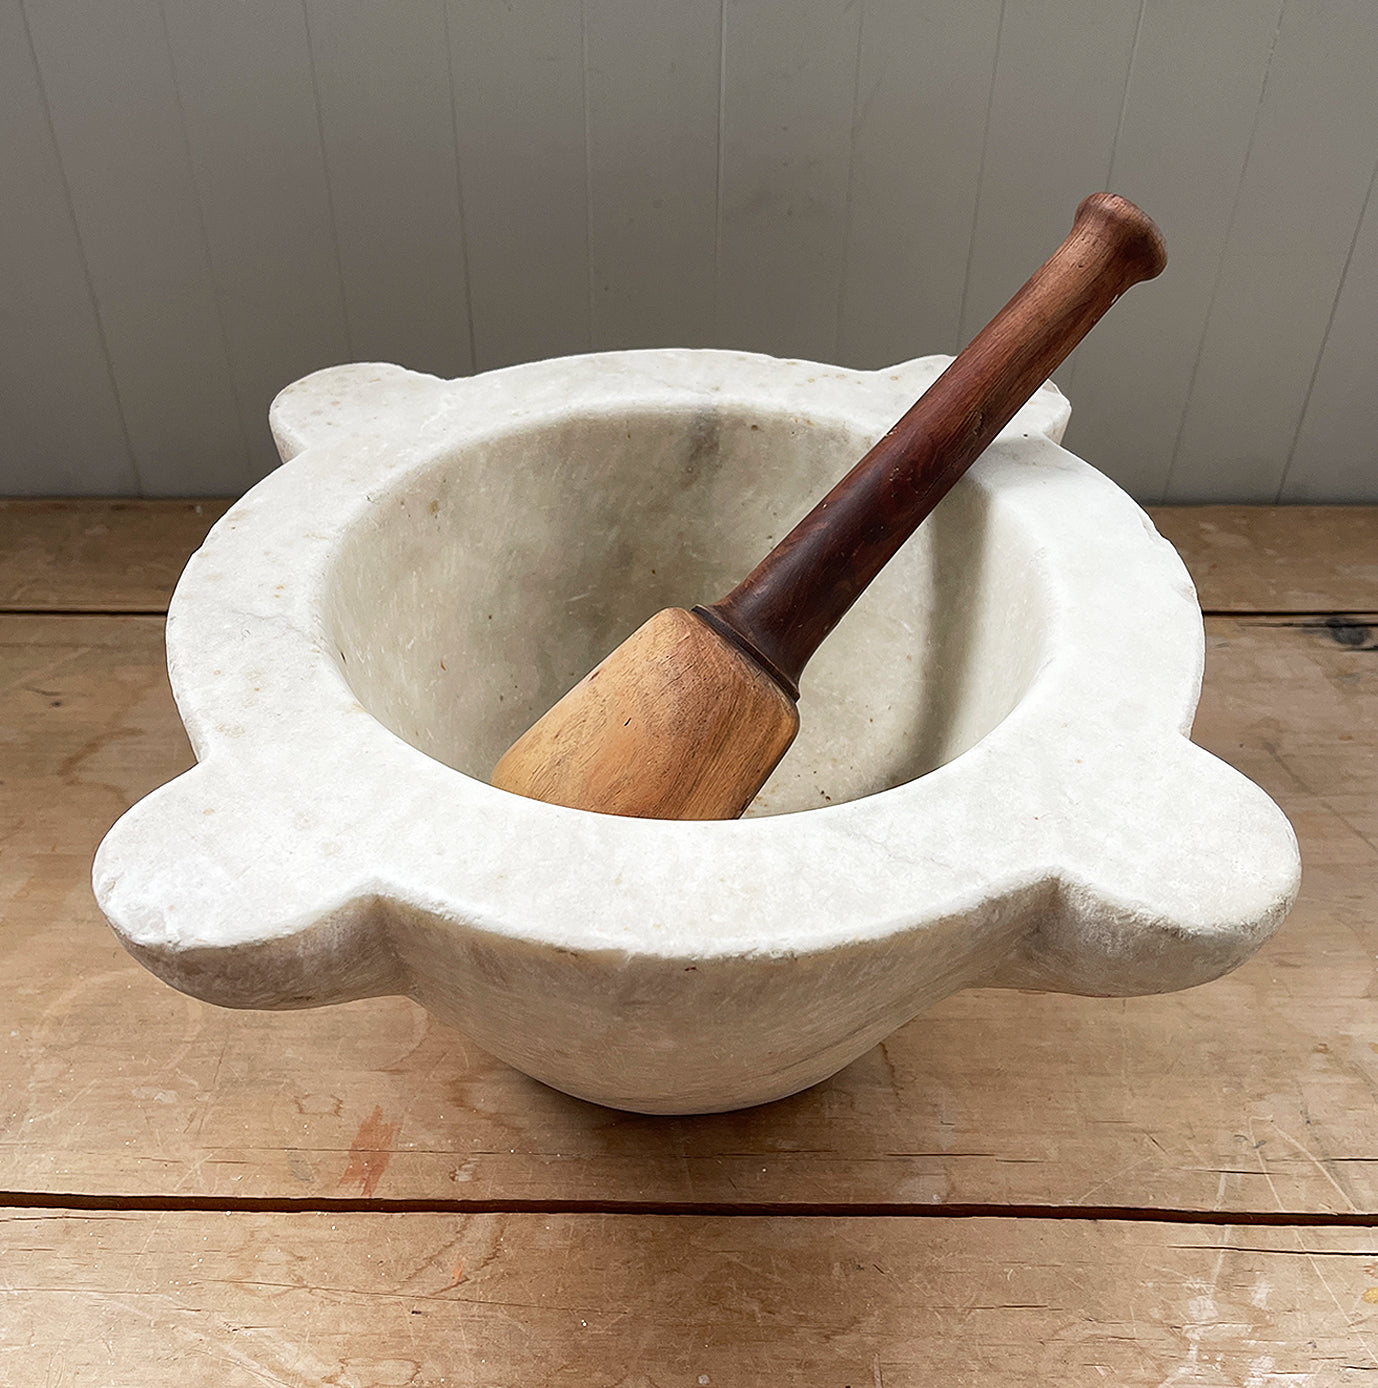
0,499 -> 230,610
3,1211 -> 1375,1385
1146,505 -> 1378,613
4,600 -> 1376,1212
491,606 -> 799,818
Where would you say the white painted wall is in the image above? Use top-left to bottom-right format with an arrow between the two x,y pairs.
3,0 -> 1375,500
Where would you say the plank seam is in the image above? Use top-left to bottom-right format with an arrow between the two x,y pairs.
1212,610 -> 1378,625
4,1193 -> 1378,1224
0,607 -> 169,617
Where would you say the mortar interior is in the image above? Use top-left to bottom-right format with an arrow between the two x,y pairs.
323,404 -> 1050,816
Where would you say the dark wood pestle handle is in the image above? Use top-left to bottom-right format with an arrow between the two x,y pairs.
695,192 -> 1167,699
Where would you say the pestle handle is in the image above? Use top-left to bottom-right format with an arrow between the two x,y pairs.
492,192 -> 1165,819
699,192 -> 1167,697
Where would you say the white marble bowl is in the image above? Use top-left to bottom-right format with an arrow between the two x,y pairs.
93,350 -> 1299,1113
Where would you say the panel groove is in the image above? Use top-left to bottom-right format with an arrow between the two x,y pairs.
23,0 -> 254,494
156,0 -> 254,494
447,0 -> 587,368
1159,0 -> 1285,503
1276,145 -> 1378,501
832,0 -> 869,360
1103,0 -> 1147,187
954,0 -> 1007,351
1161,2 -> 1378,502
712,0 -> 728,343
715,1 -> 864,359
1065,0 -> 1286,498
438,1 -> 477,372
14,0 -> 138,493
300,0 -> 356,361
957,0 -> 1142,385
579,0 -> 595,345
1056,0 -> 1146,403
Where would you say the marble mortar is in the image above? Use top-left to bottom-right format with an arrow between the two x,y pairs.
93,350 -> 1300,1113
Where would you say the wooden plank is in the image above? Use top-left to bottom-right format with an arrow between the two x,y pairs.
161,1 -> 352,484
0,0 -> 135,496
304,0 -> 473,380
1166,0 -> 1378,503
583,0 -> 721,352
0,500 -> 230,611
1061,0 -> 1283,499
3,1211 -> 1376,1384
1283,158 -> 1378,502
22,0 -> 250,496
715,0 -> 863,362
838,0 -> 1003,367
1147,505 -> 1378,613
446,0 -> 589,369
3,602 -> 1377,1214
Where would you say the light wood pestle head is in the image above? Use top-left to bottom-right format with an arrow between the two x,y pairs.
491,607 -> 798,819
492,193 -> 1166,820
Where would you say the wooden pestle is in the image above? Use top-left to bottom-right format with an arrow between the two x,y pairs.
492,192 -> 1166,819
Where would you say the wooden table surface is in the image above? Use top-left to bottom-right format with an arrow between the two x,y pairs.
2,500 -> 1377,1384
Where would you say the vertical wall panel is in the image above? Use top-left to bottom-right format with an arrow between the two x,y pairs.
584,0 -> 721,351
1282,163 -> 1378,501
957,1 -> 1142,360
448,0 -> 589,369
163,1 -> 352,483
1166,0 -> 1378,502
1061,0 -> 1283,498
306,0 -> 473,381
0,1 -> 134,494
839,0 -> 1002,369
716,0 -> 863,363
23,0 -> 248,496
6,2 -> 1378,501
